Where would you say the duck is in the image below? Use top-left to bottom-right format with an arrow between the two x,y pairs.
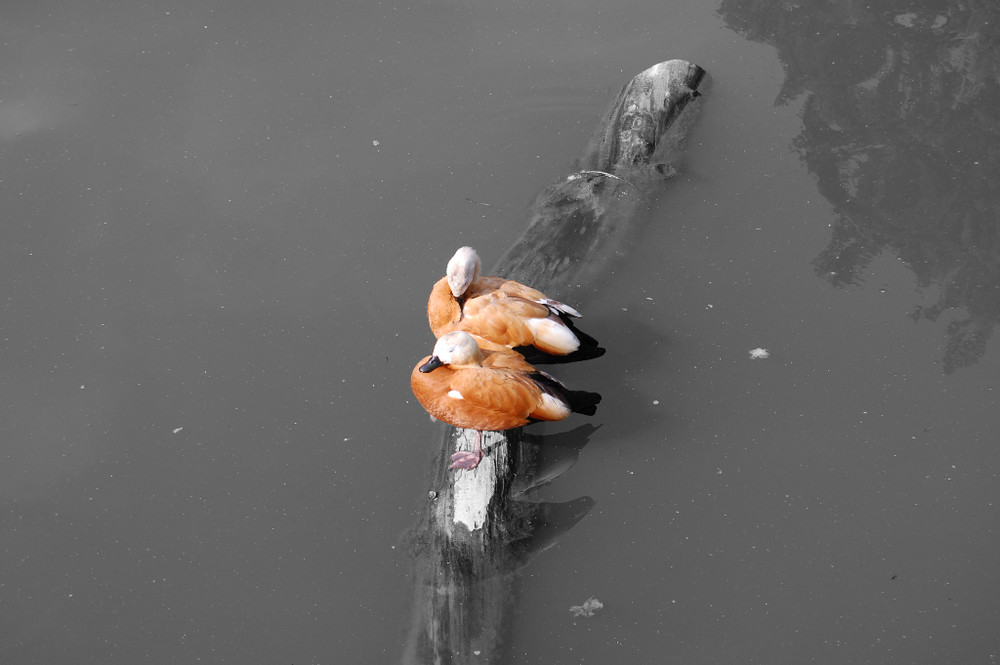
411,331 -> 601,470
427,246 -> 588,357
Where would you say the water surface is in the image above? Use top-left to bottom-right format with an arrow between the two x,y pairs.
1,1 -> 997,663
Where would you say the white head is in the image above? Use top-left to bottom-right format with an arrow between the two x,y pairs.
419,331 -> 485,373
445,246 -> 481,298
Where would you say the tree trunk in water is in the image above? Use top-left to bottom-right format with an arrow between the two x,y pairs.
402,59 -> 706,665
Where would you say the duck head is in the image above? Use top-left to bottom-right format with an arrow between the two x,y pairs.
445,246 -> 481,298
419,331 -> 485,373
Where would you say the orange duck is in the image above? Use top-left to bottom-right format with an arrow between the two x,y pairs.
427,246 -> 586,356
411,331 -> 601,470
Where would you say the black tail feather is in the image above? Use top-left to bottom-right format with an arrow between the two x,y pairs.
529,371 -> 602,417
567,389 -> 601,416
516,344 -> 606,364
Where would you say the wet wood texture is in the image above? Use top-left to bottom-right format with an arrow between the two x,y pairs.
403,59 -> 706,665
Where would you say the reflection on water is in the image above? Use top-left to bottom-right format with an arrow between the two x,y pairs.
718,1 -> 1000,372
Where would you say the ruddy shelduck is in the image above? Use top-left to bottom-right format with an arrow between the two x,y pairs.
427,246 -> 587,356
411,331 -> 601,470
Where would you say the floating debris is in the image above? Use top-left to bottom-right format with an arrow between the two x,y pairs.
569,597 -> 604,617
748,348 -> 770,360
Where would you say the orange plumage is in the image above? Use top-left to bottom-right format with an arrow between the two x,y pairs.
427,247 -> 584,356
410,331 -> 601,469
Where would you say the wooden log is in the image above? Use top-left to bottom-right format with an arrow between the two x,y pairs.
402,59 -> 705,665
497,59 -> 705,288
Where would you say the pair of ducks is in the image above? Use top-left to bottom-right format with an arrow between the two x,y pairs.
410,247 -> 601,471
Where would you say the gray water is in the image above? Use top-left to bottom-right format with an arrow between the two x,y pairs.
2,2 -> 998,663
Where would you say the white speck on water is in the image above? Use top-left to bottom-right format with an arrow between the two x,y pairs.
652,399 -> 660,405
570,597 -> 604,617
172,427 -> 183,434
749,348 -> 770,359
372,139 -> 380,147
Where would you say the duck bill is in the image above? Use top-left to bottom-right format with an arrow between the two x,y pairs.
419,356 -> 444,373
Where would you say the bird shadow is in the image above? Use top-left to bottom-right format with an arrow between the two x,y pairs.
499,424 -> 600,566
511,424 -> 600,495
508,495 -> 596,565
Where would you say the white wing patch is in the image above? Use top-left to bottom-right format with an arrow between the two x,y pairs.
447,390 -> 464,400
537,393 -> 571,420
526,317 -> 580,354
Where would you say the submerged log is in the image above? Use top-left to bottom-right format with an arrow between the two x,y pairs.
498,59 -> 706,288
402,59 -> 705,665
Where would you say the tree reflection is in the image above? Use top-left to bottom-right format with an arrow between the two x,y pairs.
718,1 -> 1000,372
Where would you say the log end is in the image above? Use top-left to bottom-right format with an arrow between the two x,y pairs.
583,58 -> 707,176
